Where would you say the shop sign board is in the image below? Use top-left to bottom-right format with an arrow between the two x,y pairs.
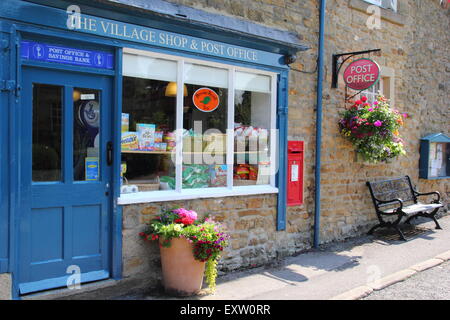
64,12 -> 278,65
20,41 -> 114,69
343,58 -> 380,91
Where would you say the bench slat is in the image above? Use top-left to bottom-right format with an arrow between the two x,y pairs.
381,203 -> 443,215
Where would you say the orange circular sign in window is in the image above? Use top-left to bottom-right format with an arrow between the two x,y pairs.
193,88 -> 220,112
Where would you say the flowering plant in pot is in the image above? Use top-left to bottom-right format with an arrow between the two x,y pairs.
139,208 -> 229,295
338,94 -> 407,163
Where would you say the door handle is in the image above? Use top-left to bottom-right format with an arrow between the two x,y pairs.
107,141 -> 113,166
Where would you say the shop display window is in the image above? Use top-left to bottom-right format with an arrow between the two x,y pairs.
183,63 -> 228,189
234,71 -> 272,186
121,54 -> 177,193
120,49 -> 277,198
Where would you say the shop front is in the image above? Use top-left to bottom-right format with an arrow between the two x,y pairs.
0,0 -> 307,298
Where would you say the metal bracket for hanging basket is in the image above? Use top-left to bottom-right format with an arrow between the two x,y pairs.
331,49 -> 381,89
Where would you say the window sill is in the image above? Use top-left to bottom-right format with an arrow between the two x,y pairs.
117,185 -> 279,205
420,176 -> 450,181
349,0 -> 406,26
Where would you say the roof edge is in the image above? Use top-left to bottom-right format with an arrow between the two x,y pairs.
101,0 -> 309,53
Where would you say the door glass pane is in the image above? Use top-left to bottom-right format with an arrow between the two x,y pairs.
32,84 -> 63,182
73,88 -> 101,181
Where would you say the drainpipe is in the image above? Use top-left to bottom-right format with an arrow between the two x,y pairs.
314,0 -> 326,248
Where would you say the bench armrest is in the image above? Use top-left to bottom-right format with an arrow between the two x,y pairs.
376,198 -> 404,210
414,191 -> 441,203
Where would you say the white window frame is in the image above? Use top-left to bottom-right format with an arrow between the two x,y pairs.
360,65 -> 395,106
363,0 -> 397,12
119,47 -> 278,205
363,0 -> 382,6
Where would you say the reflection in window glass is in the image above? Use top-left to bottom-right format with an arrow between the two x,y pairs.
32,84 -> 62,182
183,63 -> 228,189
73,88 -> 101,181
234,71 -> 271,186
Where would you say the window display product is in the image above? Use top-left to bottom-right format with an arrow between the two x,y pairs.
210,164 -> 227,187
136,123 -> 156,151
182,164 -> 210,189
163,131 -> 176,151
121,131 -> 139,151
155,131 -> 164,143
121,113 -> 129,132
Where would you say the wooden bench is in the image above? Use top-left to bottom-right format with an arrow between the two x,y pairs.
366,175 -> 444,241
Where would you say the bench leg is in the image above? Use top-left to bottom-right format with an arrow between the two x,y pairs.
404,210 -> 442,230
431,216 -> 442,230
368,223 -> 383,235
394,225 -> 407,241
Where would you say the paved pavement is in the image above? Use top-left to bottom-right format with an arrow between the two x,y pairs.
165,215 -> 450,300
362,260 -> 450,300
31,214 -> 450,300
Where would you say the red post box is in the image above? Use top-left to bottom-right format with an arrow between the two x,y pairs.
287,141 -> 304,206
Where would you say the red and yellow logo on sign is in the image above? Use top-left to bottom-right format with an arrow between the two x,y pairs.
193,88 -> 220,112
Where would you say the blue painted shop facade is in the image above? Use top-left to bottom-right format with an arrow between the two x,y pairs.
0,0 -> 306,298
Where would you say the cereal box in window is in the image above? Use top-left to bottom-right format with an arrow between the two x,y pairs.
136,123 -> 156,151
121,132 -> 139,151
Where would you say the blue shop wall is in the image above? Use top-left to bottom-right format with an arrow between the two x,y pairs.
0,0 -> 306,281
0,26 -> 11,273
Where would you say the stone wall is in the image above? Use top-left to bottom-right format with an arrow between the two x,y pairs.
122,194 -> 313,284
121,0 -> 449,287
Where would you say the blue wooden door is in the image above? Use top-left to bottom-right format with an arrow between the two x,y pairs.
18,67 -> 113,294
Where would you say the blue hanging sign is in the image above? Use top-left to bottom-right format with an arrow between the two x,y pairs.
20,40 -> 114,69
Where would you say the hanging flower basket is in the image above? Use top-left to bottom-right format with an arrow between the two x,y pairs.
139,208 -> 229,296
338,94 -> 408,163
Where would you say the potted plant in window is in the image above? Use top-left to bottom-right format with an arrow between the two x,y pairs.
139,208 -> 229,296
338,94 -> 408,164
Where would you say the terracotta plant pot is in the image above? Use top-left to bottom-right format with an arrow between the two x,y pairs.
159,237 -> 206,296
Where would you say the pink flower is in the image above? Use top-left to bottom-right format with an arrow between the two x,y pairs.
373,120 -> 383,127
368,108 -> 373,112
173,208 -> 197,225
373,101 -> 378,105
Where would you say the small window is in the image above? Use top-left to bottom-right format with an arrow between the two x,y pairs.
360,80 -> 381,104
360,67 -> 395,105
363,0 -> 382,6
363,0 -> 397,12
